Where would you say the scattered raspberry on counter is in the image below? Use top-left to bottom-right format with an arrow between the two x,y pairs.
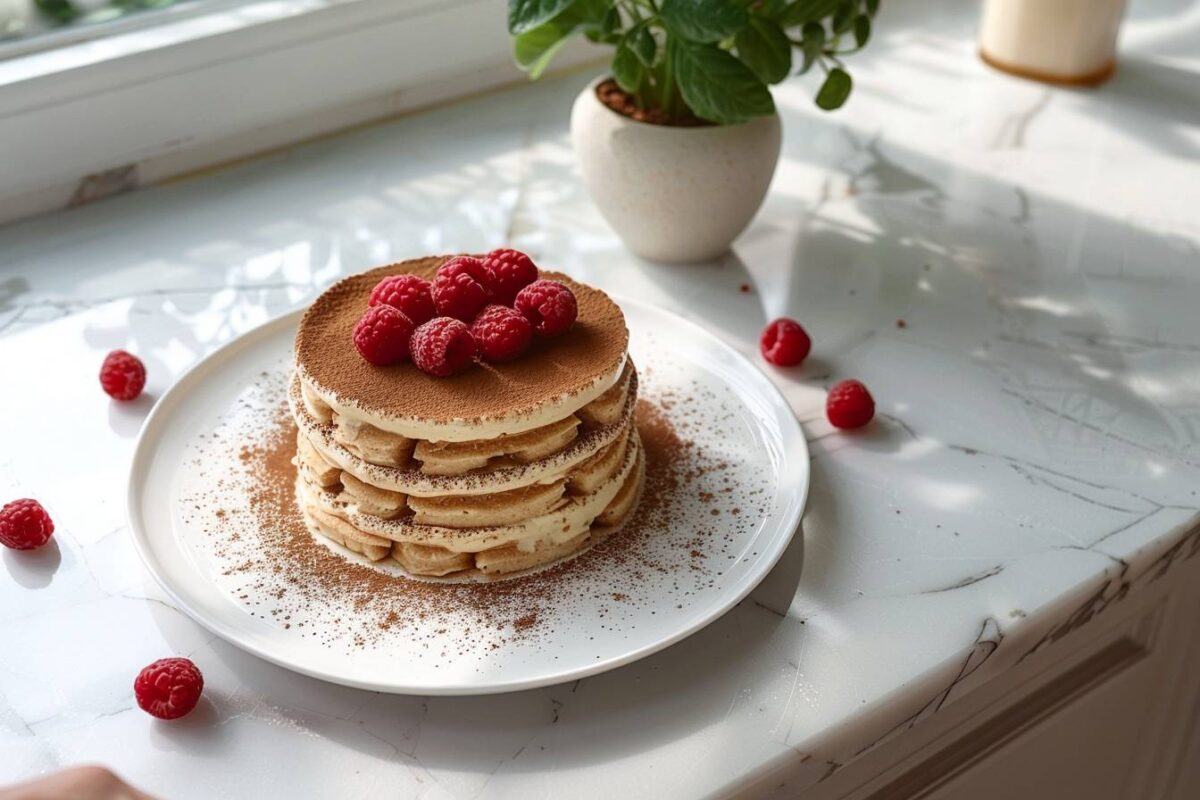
760,318 -> 811,367
827,379 -> 875,429
100,350 -> 146,401
0,499 -> 55,550
134,657 -> 204,720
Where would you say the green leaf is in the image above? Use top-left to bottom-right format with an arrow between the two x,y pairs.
802,20 -> 826,48
585,7 -> 621,45
757,0 -> 790,19
797,21 -> 824,73
660,0 -> 748,44
508,0 -> 576,34
735,16 -> 792,84
865,0 -> 879,15
34,0 -> 80,23
815,67 -> 852,110
671,39 -> 775,124
780,0 -> 840,27
600,5 -> 619,35
631,25 -> 657,67
832,0 -> 855,34
515,28 -> 573,77
613,40 -> 645,94
585,27 -> 621,44
852,14 -> 870,48
513,0 -> 605,78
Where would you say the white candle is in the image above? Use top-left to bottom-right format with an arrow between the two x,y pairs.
980,0 -> 1128,85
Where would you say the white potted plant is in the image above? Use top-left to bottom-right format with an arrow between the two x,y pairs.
509,0 -> 880,263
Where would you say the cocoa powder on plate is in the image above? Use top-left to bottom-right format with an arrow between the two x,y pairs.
185,371 -> 762,656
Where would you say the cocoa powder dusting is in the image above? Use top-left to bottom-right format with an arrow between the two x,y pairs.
295,257 -> 629,425
182,366 -> 768,662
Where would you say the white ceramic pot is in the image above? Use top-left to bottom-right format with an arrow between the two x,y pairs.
570,78 -> 781,264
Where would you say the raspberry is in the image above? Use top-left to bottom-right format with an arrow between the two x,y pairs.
411,317 -> 478,377
353,305 -> 415,366
514,280 -> 577,337
368,274 -> 436,325
482,249 -> 539,305
827,379 -> 875,429
760,318 -> 811,366
470,305 -> 533,363
432,257 -> 492,321
134,657 -> 204,720
0,499 -> 55,550
99,350 -> 146,402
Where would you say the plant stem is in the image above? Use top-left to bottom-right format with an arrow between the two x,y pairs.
658,37 -> 677,117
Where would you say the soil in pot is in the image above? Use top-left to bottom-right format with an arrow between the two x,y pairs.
594,79 -> 711,128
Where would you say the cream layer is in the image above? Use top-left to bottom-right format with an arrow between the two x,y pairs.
298,431 -> 642,554
288,370 -> 638,497
296,352 -> 627,443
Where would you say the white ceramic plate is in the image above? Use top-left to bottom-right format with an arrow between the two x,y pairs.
128,298 -> 808,695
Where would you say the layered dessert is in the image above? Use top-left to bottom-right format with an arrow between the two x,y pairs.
288,253 -> 643,580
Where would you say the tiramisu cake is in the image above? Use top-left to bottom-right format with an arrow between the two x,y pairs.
288,252 -> 643,580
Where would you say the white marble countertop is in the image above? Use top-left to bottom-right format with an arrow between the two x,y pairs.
3,1 -> 1200,797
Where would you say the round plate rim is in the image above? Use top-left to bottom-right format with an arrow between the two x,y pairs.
126,297 -> 809,695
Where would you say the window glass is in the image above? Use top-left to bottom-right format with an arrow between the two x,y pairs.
0,0 -> 242,55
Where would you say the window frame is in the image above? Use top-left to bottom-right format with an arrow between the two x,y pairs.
0,0 -> 597,225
